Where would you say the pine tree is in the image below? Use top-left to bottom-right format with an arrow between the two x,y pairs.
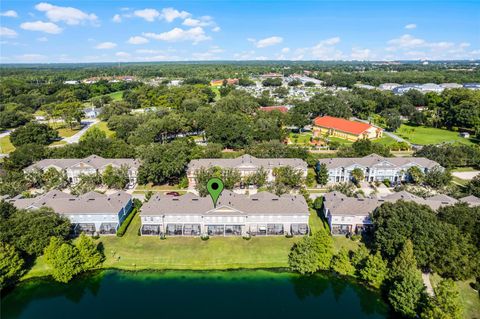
316,163 -> 329,185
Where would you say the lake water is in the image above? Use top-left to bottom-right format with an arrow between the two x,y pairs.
1,270 -> 389,319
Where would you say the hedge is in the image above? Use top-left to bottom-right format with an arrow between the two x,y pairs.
116,207 -> 138,237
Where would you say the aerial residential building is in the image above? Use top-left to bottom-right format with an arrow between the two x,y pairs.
140,191 -> 309,237
312,116 -> 383,141
83,106 -> 102,118
323,190 -> 467,235
393,84 -> 421,94
419,83 -> 444,93
259,105 -> 290,113
210,78 -> 239,86
10,190 -> 133,235
463,83 -> 480,90
186,154 -> 308,192
25,155 -> 140,187
317,154 -> 441,184
379,83 -> 400,91
440,83 -> 463,89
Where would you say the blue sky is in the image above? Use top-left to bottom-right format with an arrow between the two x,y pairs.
0,1 -> 479,63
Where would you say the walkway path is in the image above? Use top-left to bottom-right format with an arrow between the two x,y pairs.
63,119 -> 99,144
422,272 -> 435,296
352,117 -> 410,145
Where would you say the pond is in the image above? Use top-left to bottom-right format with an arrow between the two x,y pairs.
1,270 -> 389,319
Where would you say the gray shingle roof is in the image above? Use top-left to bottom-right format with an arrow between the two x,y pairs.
317,154 -> 439,169
141,190 -> 309,216
11,190 -> 131,215
324,190 -> 458,217
187,154 -> 307,172
459,195 -> 480,207
25,155 -> 140,171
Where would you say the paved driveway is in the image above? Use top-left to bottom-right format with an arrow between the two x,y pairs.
452,171 -> 479,180
63,119 -> 99,144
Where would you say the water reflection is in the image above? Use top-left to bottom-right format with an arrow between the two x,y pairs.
2,270 -> 388,319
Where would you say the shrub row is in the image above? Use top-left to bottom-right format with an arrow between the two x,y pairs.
116,207 -> 138,237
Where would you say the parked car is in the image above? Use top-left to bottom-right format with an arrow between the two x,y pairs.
165,191 -> 180,196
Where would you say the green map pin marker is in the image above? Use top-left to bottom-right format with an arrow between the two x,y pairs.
207,178 -> 224,208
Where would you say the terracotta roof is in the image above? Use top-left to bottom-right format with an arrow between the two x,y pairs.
313,116 -> 373,135
259,106 -> 289,113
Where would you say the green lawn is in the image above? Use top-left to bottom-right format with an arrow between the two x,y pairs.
327,136 -> 354,146
396,124 -> 477,146
288,132 -> 312,145
91,121 -> 115,138
373,135 -> 398,146
430,273 -> 480,319
0,135 -> 15,153
56,127 -> 81,138
22,204 -> 357,280
106,90 -> 124,101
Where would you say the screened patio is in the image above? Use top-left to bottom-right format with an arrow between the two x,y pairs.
75,223 -> 96,235
141,224 -> 160,236
99,223 -> 118,235
291,223 -> 309,235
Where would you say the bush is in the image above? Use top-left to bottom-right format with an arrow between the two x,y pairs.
116,207 -> 137,237
201,234 -> 209,241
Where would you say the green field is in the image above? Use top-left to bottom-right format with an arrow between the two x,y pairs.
0,135 -> 15,153
430,273 -> 480,319
56,127 -> 81,138
91,121 -> 115,138
106,90 -> 124,101
288,132 -> 312,145
396,124 -> 477,145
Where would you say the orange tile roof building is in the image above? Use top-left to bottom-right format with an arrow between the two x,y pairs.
259,106 -> 289,113
313,116 -> 383,141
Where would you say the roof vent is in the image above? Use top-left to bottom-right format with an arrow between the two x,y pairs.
252,198 -> 258,201
172,198 -> 179,201
192,198 -> 199,201
272,198 -> 279,201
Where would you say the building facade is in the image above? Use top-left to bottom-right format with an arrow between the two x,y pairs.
323,191 -> 478,235
25,155 -> 140,188
186,154 -> 308,193
312,116 -> 383,141
140,191 -> 310,237
317,154 -> 441,184
10,190 -> 133,235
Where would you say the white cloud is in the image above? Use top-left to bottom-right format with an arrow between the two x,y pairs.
35,2 -> 98,25
15,54 -> 48,62
233,50 -> 256,60
37,36 -> 48,42
249,36 -> 283,48
0,27 -> 18,38
115,51 -> 131,57
20,21 -> 62,34
133,8 -> 160,22
160,7 -> 191,22
307,37 -> 343,59
212,26 -> 221,32
351,47 -> 373,60
387,34 -> 425,51
143,27 -> 210,44
0,10 -> 18,18
404,24 -> 417,30
112,14 -> 122,23
281,47 -> 290,53
386,34 -> 479,60
127,36 -> 149,45
95,42 -> 117,49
